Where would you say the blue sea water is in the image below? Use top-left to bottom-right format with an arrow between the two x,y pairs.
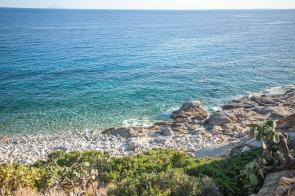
0,8 -> 294,134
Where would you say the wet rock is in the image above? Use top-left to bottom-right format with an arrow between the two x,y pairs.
171,101 -> 208,122
207,111 -> 232,126
102,127 -> 144,138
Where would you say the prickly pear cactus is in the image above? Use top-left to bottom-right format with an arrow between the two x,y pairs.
242,120 -> 295,194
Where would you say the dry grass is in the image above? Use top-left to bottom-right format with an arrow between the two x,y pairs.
12,182 -> 107,196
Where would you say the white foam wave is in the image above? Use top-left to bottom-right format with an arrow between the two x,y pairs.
122,118 -> 153,128
211,106 -> 222,112
162,106 -> 179,118
211,84 -> 294,110
257,21 -> 293,25
250,84 -> 294,97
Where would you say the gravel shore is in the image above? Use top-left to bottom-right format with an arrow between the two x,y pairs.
1,85 -> 294,164
0,130 -> 237,164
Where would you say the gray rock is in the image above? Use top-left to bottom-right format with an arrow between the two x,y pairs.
194,143 -> 233,158
102,127 -> 136,138
245,138 -> 263,148
222,97 -> 258,110
153,136 -> 166,143
161,126 -> 174,136
126,139 -> 140,151
207,111 -> 232,126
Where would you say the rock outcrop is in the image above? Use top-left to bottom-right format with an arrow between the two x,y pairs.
207,111 -> 232,126
171,101 -> 208,122
1,85 -> 294,164
252,170 -> 295,196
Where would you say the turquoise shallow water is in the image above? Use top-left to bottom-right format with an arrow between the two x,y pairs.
0,9 -> 295,134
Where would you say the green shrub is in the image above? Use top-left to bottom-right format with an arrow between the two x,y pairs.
108,169 -> 201,196
0,164 -> 44,195
187,150 -> 262,196
0,148 -> 262,195
105,149 -> 201,195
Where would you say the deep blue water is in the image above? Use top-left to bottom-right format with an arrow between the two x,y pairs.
0,8 -> 294,134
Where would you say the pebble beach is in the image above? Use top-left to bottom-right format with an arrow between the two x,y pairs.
1,85 -> 294,164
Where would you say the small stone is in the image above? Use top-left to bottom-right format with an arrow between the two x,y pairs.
241,146 -> 250,153
195,135 -> 203,143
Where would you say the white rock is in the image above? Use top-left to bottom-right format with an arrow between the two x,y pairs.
241,146 -> 251,153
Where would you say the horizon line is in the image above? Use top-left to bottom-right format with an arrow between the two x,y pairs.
1,6 -> 295,11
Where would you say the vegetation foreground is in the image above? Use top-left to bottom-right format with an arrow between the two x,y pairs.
0,148 -> 262,196
1,118 -> 295,196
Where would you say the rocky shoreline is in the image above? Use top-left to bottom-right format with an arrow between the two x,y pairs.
1,85 -> 294,164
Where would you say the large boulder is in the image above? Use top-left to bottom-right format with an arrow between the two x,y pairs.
171,101 -> 208,122
252,170 -> 295,196
207,111 -> 232,126
277,113 -> 295,132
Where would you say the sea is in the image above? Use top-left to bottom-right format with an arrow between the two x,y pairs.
0,8 -> 294,134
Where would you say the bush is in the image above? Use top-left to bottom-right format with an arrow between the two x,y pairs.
0,148 -> 262,195
187,150 -> 262,196
0,164 -> 44,195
